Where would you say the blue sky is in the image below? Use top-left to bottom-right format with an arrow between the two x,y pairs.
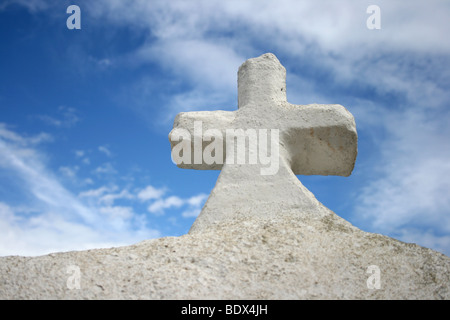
1,0 -> 449,256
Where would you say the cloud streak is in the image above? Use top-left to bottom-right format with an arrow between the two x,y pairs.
354,108 -> 450,252
36,106 -> 80,128
0,124 -> 160,256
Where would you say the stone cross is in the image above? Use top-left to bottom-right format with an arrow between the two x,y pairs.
169,53 -> 357,233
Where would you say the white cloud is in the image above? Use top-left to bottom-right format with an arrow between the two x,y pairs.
98,145 -> 113,157
0,123 -> 52,146
183,193 -> 208,218
0,125 -> 161,256
0,126 -> 94,224
0,0 -> 49,12
36,106 -> 80,128
79,186 -> 135,206
0,201 -> 160,257
181,208 -> 201,218
82,0 -> 450,144
79,185 -> 117,198
98,58 -> 112,68
138,185 -> 166,201
84,178 -> 94,185
186,193 -> 208,207
59,166 -> 79,178
354,109 -> 450,255
397,228 -> 450,256
164,88 -> 236,124
148,193 -> 208,218
89,0 -> 450,77
36,115 -> 63,127
99,189 -> 134,206
0,123 -> 26,144
74,150 -> 90,164
94,162 -> 117,175
99,206 -> 137,230
140,39 -> 244,92
100,206 -> 134,220
148,196 -> 184,215
75,150 -> 85,157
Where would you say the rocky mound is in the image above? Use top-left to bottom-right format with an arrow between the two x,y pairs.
1,213 -> 448,299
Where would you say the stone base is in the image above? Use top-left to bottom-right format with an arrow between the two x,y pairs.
1,212 -> 449,299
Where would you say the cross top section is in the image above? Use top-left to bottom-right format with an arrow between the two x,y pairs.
238,53 -> 287,108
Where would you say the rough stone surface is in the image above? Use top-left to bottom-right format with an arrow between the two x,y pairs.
1,214 -> 449,299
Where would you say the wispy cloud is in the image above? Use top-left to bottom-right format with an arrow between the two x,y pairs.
148,196 -> 184,215
0,0 -> 49,12
74,150 -> 90,165
0,125 -> 94,224
182,194 -> 209,218
59,165 -> 79,178
0,124 -> 160,256
36,106 -> 80,128
137,185 -> 167,201
98,145 -> 113,157
75,150 -> 85,157
79,185 -> 135,206
0,123 -> 52,146
147,193 -> 208,218
84,0 -> 450,132
99,189 -> 134,206
354,109 -> 450,255
94,162 -> 117,175
79,185 -> 117,198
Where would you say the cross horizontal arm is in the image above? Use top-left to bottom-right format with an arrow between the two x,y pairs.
280,103 -> 357,176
